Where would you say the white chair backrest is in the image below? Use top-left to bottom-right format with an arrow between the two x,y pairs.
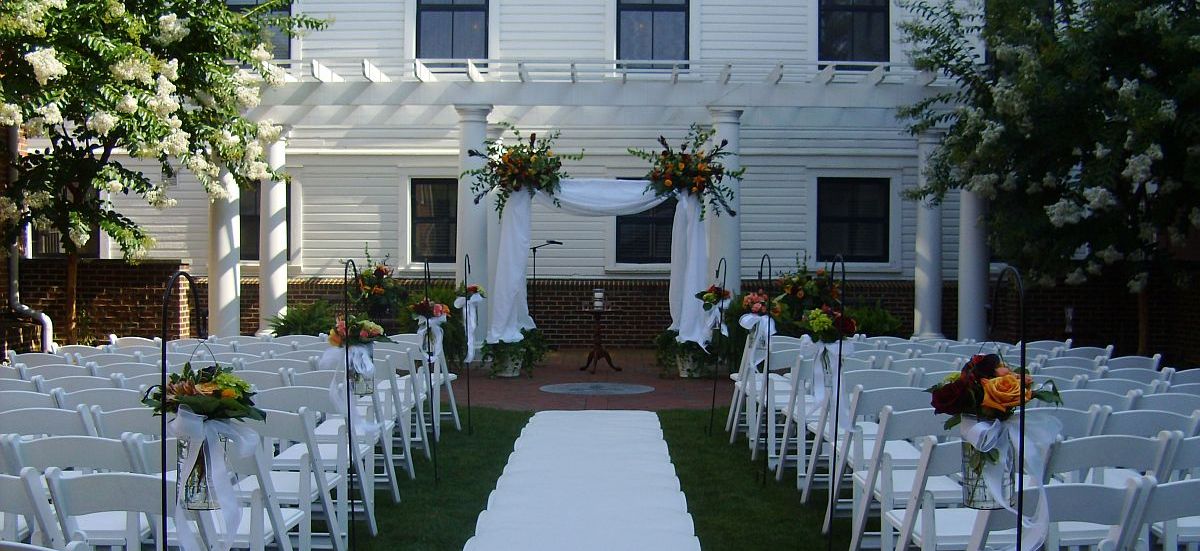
1113,476 -> 1200,551
43,468 -> 169,549
1043,355 -> 1103,369
270,350 -> 322,362
916,370 -> 960,388
1032,373 -> 1088,391
52,387 -> 143,412
254,385 -> 339,414
4,435 -> 136,472
234,342 -> 294,357
1086,377 -> 1163,395
1102,409 -> 1200,438
888,357 -> 956,374
1033,405 -> 1108,440
8,353 -> 69,369
1104,354 -> 1162,371
91,407 -> 163,440
113,346 -> 162,360
209,352 -> 260,364
766,347 -> 804,374
919,352 -> 968,364
238,369 -> 292,391
1168,383 -> 1200,396
1105,367 -> 1172,384
0,391 -> 57,413
945,342 -> 1008,356
291,342 -> 330,352
55,345 -> 106,359
242,358 -> 315,374
90,362 -> 161,378
108,335 -> 161,348
1166,436 -> 1200,481
290,369 -> 341,388
112,372 -> 167,391
1134,392 -> 1200,417
0,366 -> 19,380
0,406 -> 94,438
842,368 -> 916,392
34,375 -> 117,394
856,349 -> 913,368
967,480 -> 1145,551
208,335 -> 266,346
0,379 -> 36,392
1036,365 -> 1102,380
1044,432 -> 1178,483
81,353 -> 144,367
1171,369 -> 1200,386
1060,345 -> 1114,361
17,364 -> 90,381
1058,388 -> 1139,412
0,468 -> 66,549
887,341 -> 942,355
166,337 -> 208,351
846,386 -> 932,425
275,335 -> 326,348
863,336 -> 910,349
893,437 -> 963,548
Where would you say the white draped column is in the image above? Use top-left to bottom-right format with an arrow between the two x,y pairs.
958,189 -> 990,341
257,136 -> 288,335
914,131 -> 944,338
456,105 -> 493,348
707,108 -> 743,292
209,168 -> 241,337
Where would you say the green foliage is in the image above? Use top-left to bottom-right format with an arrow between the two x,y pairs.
628,123 -> 743,219
395,286 -> 467,368
142,362 -> 266,422
898,0 -> 1200,293
464,122 -> 583,216
481,328 -> 548,377
0,0 -> 327,257
350,245 -> 410,316
268,300 -> 335,337
653,330 -> 716,377
846,302 -> 904,337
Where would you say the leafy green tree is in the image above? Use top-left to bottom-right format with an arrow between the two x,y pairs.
0,0 -> 324,342
899,0 -> 1200,352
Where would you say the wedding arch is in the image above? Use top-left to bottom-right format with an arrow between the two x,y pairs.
485,179 -> 714,347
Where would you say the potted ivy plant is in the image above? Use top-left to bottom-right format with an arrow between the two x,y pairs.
482,328 -> 549,378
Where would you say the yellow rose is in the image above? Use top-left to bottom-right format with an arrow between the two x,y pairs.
196,382 -> 221,396
981,374 -> 1033,413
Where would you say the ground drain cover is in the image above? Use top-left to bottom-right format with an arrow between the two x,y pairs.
538,382 -> 655,396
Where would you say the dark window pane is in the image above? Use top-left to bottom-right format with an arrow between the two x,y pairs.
411,178 -> 458,263
454,11 -> 487,58
226,1 -> 290,59
819,0 -> 888,63
418,11 -> 453,58
617,1 -> 688,61
240,183 -> 292,262
417,0 -> 488,59
653,11 -> 686,60
619,11 -> 653,60
616,197 -> 675,264
817,177 -> 889,263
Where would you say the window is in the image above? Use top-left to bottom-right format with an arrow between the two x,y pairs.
818,0 -> 889,64
226,0 -> 292,59
616,197 -> 676,264
411,179 -> 457,264
416,0 -> 488,59
32,187 -> 100,258
816,177 -> 890,263
240,183 -> 292,262
617,0 -> 688,63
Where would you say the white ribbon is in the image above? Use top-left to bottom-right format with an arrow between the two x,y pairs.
959,413 -> 1062,551
416,314 -> 447,364
169,407 -> 259,551
805,339 -> 855,430
737,313 -> 776,368
317,345 -> 381,442
454,293 -> 484,363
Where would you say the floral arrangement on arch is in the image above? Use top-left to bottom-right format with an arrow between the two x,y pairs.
327,316 -> 391,348
927,354 -> 1062,431
142,363 -> 266,422
465,123 -> 583,215
629,123 -> 744,218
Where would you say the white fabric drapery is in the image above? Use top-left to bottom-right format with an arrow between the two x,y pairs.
485,178 -> 713,345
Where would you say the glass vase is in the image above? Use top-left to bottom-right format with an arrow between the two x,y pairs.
960,438 -> 1016,510
178,437 -> 227,510
349,369 -> 374,396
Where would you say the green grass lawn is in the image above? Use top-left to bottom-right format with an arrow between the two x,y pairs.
359,407 -> 849,550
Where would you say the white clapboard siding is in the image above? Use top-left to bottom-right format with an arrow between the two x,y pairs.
496,0 -> 609,60
699,0 -> 811,62
299,0 -> 406,61
109,160 -> 210,266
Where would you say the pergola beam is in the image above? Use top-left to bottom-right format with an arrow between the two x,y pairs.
467,60 -> 486,83
311,60 -> 344,83
414,59 -> 436,82
766,62 -> 784,84
361,59 -> 391,82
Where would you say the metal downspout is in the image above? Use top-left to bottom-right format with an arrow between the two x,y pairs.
6,125 -> 54,351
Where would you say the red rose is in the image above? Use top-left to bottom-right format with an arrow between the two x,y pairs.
930,377 -> 970,415
966,354 -> 1001,379
833,314 -> 857,336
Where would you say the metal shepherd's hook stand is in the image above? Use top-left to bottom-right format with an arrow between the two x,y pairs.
757,253 -> 772,485
463,254 -> 474,436
423,260 -> 440,484
159,270 -> 207,551
706,257 -> 728,436
990,265 -> 1027,548
342,259 -> 362,551
824,254 -> 847,545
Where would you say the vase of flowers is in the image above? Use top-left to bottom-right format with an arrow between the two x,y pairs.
629,123 -> 744,219
142,363 -> 265,510
926,354 -> 1063,509
327,316 -> 392,395
465,123 -> 583,215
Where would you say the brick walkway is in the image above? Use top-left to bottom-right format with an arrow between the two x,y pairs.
451,347 -> 734,412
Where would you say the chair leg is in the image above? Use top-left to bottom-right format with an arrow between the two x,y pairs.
726,382 -> 743,433
442,363 -> 462,431
378,427 -> 402,503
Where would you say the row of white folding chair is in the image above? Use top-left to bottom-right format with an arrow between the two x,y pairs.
1039,388 -> 1200,418
385,335 -> 462,438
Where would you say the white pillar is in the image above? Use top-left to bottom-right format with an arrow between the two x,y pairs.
708,108 -> 743,292
914,131 -> 944,338
257,137 -> 288,336
958,189 -> 990,341
456,105 -> 493,346
209,168 -> 241,338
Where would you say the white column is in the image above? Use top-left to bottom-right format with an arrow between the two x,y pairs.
257,136 -> 288,335
209,168 -> 241,337
456,105 -> 493,346
958,189 -> 990,341
707,108 -> 743,292
913,131 -> 944,338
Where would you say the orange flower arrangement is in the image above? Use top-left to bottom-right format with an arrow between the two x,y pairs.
630,124 -> 744,218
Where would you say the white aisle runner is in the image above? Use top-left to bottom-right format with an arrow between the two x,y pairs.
463,410 -> 702,551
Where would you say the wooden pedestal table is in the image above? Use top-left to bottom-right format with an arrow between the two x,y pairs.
580,304 -> 620,373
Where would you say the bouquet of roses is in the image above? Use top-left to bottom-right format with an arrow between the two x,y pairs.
775,255 -> 841,313
927,354 -> 1062,430
460,284 -> 486,299
351,247 -> 408,314
742,289 -> 781,317
465,123 -> 583,215
410,298 -> 451,319
327,315 -> 392,348
629,123 -> 744,218
142,363 -> 266,422
695,285 -> 732,311
799,305 -> 857,343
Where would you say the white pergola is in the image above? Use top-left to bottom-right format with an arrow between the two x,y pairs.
225,58 -> 986,341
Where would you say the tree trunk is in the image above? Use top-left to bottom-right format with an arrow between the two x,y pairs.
65,251 -> 78,345
1137,288 -> 1149,356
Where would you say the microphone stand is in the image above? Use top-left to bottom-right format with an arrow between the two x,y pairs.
423,260 -> 440,484
342,259 -> 361,551
158,270 -> 206,551
707,257 -> 728,436
824,254 -> 848,542
756,253 -> 772,485
990,266 -> 1026,548
463,254 -> 473,436
528,240 -> 562,323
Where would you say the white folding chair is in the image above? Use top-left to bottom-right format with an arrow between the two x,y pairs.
208,335 -> 267,347
1086,377 -> 1164,395
242,358 -> 315,374
1060,345 -> 1115,362
0,379 -> 36,392
289,369 -> 340,388
920,353 -> 969,364
52,388 -> 144,412
0,407 -> 95,438
17,364 -> 90,381
270,350 -> 322,363
112,372 -> 169,391
1103,366 -> 1173,384
390,334 -> 462,437
7,353 -> 69,369
863,336 -> 911,349
0,392 -> 57,413
90,407 -> 163,440
108,335 -> 161,348
1035,405 -> 1109,440
1134,392 -> 1200,417
233,342 -> 294,357
1114,476 -> 1200,551
1101,409 -> 1200,437
967,481 -> 1146,551
55,345 -> 107,362
746,347 -> 805,460
1169,383 -> 1200,396
1172,369 -> 1200,386
90,362 -> 161,379
1057,388 -> 1139,412
888,341 -> 943,355
43,469 -> 169,550
887,357 -> 956,375
79,353 -> 144,367
275,335 -> 327,348
1104,354 -> 1162,371
1041,355 -> 1103,370
1035,364 -> 1103,380
34,375 -> 118,394
3,435 -> 136,474
237,369 -> 292,391
0,468 -> 65,549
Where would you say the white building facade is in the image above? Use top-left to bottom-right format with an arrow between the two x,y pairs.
93,0 -> 986,340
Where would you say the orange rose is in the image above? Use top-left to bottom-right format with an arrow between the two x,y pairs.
220,388 -> 238,399
664,179 -> 673,188
981,374 -> 1033,413
328,332 -> 343,347
196,382 -> 221,396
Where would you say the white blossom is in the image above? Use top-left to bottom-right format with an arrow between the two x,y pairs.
21,118 -> 45,138
216,129 -> 240,150
967,173 -> 999,197
105,180 -> 124,194
160,59 -> 179,81
1159,100 -> 1177,121
250,43 -> 273,63
1127,272 -> 1149,294
1045,198 -> 1089,227
185,153 -> 218,181
35,103 -> 62,125
244,140 -> 264,162
256,120 -> 282,143
245,160 -> 271,181
1064,268 -> 1087,285
68,225 -> 90,248
105,0 -> 125,18
0,104 -> 23,126
145,187 -> 177,209
1122,152 -> 1155,186
86,111 -> 117,136
156,75 -> 176,96
154,14 -> 190,45
204,180 -> 230,201
979,120 -> 1004,146
158,128 -> 191,157
1094,143 -> 1111,159
116,94 -> 138,114
1105,76 -> 1120,90
261,63 -> 286,87
1139,64 -> 1157,79
25,191 -> 53,209
235,84 -> 261,109
24,48 -> 67,86
111,57 -> 154,84
146,92 -> 179,117
1117,78 -> 1139,101
126,236 -> 154,261
0,198 -> 19,226
1082,187 -> 1117,211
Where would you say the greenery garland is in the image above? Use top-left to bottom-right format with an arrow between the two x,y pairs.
464,123 -> 583,216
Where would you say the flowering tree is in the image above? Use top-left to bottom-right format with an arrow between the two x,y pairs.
0,0 -> 323,342
899,0 -> 1200,352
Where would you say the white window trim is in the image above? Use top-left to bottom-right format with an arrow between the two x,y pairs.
404,1 -> 417,59
406,0 -> 496,60
804,169 -> 903,274
605,0 -> 699,62
402,175 -> 458,274
812,0 -> 893,65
